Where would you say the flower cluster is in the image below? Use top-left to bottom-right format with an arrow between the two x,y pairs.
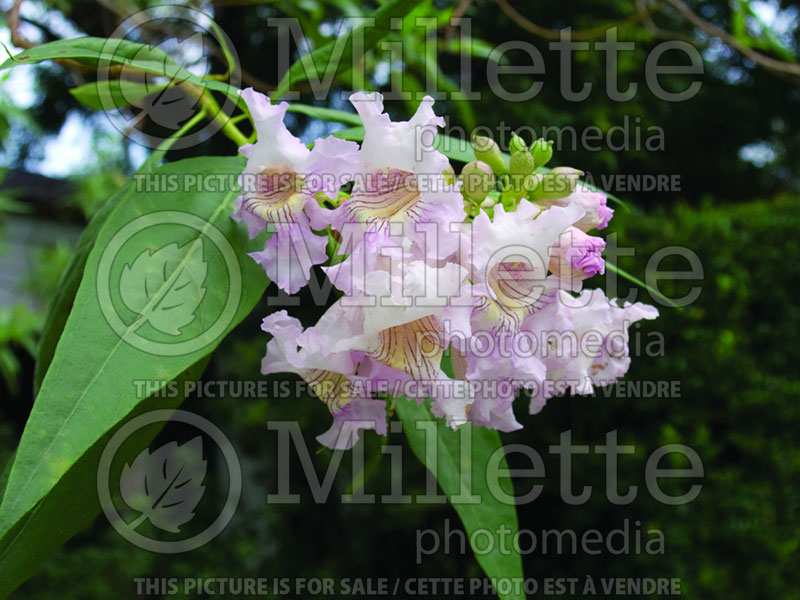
233,88 -> 658,449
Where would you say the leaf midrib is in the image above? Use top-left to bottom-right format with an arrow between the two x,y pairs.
0,192 -> 235,536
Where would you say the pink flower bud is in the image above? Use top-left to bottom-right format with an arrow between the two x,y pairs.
539,187 -> 614,231
549,226 -> 606,285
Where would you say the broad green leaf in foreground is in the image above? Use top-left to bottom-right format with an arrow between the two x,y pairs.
395,399 -> 525,600
0,356 -> 208,597
0,156 -> 268,595
33,109 -> 207,394
32,184 -> 124,393
119,241 -> 209,336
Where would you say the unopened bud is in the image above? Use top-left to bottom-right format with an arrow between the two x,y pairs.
472,135 -> 508,175
549,226 -> 606,287
461,160 -> 495,202
522,172 -> 543,195
509,150 -> 535,181
464,200 -> 479,217
538,187 -> 614,231
509,132 -> 527,154
533,167 -> 583,201
532,138 -> 553,168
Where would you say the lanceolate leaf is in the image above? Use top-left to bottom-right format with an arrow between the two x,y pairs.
395,399 -> 525,600
70,79 -> 171,111
331,125 -> 365,141
32,184 -> 127,394
1,37 -> 242,109
1,37 -> 186,77
286,103 -> 361,126
0,156 -> 268,595
119,241 -> 209,336
33,110 -> 207,394
0,356 -> 209,597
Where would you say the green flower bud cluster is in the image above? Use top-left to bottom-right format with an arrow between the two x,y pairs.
509,132 -> 527,154
462,132 -> 582,215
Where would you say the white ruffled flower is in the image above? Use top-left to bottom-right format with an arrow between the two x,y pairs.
232,88 -> 359,294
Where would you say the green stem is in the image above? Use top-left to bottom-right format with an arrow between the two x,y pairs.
179,81 -> 249,148
197,90 -> 249,148
137,108 -> 207,173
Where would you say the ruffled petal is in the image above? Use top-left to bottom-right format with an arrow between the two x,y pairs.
307,135 -> 360,197
522,289 -> 659,408
249,217 -> 329,295
332,168 -> 464,262
351,91 -> 448,175
332,92 -> 463,262
429,381 -> 474,429
316,395 -> 388,450
231,193 -> 268,239
457,339 -> 546,432
260,311 -> 305,374
239,88 -> 310,171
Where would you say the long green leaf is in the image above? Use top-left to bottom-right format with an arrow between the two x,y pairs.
396,399 -> 525,600
70,79 -> 170,111
439,36 -> 509,62
1,37 -> 182,76
0,356 -> 209,597
0,157 -> 268,594
332,125 -> 365,141
33,109 -> 208,393
32,184 -> 127,395
1,37 -> 243,103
